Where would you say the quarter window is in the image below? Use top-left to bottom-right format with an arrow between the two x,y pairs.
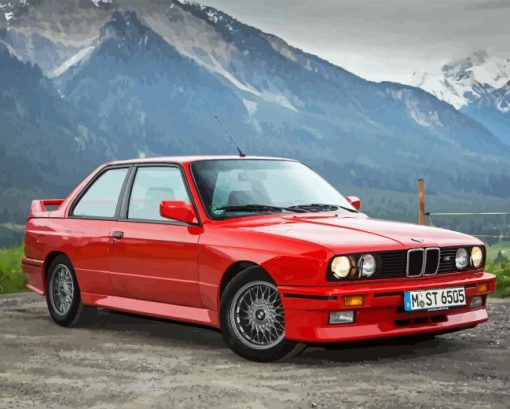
72,168 -> 128,218
127,167 -> 190,222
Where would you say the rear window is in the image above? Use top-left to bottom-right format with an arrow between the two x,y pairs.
72,168 -> 128,218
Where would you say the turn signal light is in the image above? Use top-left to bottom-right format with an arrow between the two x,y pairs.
477,282 -> 488,293
344,295 -> 364,306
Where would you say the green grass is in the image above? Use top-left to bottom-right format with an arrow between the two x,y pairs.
0,245 -> 25,294
486,262 -> 510,298
0,244 -> 509,297
486,241 -> 510,262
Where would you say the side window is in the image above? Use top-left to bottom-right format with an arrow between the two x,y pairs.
72,168 -> 128,218
127,167 -> 190,222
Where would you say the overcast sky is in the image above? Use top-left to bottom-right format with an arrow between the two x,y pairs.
202,0 -> 510,83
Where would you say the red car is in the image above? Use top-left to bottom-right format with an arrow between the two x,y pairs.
22,156 -> 496,361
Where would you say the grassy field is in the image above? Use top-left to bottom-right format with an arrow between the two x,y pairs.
486,241 -> 510,262
0,245 -> 25,294
486,262 -> 510,297
1,245 -> 509,297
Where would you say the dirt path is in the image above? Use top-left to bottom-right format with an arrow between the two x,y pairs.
0,293 -> 509,409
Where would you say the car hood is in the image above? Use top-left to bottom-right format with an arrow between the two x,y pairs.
230,214 -> 480,253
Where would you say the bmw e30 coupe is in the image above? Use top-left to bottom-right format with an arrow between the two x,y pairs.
22,156 -> 496,361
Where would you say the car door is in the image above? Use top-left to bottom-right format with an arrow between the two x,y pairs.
108,164 -> 203,307
67,166 -> 130,296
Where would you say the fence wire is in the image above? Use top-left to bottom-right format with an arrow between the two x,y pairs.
425,211 -> 510,240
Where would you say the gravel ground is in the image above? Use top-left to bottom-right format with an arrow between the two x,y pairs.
0,293 -> 509,409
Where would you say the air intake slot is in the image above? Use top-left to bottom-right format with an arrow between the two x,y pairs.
407,249 -> 424,277
424,248 -> 440,275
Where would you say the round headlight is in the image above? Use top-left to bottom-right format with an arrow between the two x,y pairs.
331,256 -> 352,279
358,254 -> 376,277
471,246 -> 483,268
455,248 -> 469,269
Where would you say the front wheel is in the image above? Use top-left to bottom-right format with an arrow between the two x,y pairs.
220,268 -> 306,362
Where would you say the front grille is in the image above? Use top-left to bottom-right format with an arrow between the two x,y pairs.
378,247 -> 469,278
437,247 -> 458,273
407,249 -> 424,276
378,251 -> 406,278
335,246 -> 481,281
424,248 -> 440,275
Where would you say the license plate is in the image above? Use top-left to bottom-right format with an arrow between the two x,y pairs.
403,287 -> 466,312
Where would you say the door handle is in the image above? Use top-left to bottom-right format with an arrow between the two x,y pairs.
111,231 -> 124,239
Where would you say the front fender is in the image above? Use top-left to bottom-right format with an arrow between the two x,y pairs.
197,226 -> 332,310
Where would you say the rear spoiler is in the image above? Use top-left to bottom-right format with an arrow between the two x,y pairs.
28,199 -> 65,219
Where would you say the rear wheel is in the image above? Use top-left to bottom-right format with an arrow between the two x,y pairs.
46,255 -> 85,327
220,267 -> 306,362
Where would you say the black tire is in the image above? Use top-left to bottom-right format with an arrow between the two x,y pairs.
220,267 -> 306,362
46,255 -> 85,327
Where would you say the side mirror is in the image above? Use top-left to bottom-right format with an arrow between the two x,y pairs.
346,196 -> 361,211
160,201 -> 198,224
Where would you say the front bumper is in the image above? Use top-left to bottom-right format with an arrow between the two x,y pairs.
279,272 -> 496,343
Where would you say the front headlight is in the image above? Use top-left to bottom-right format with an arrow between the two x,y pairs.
471,246 -> 483,268
331,256 -> 352,279
358,254 -> 376,277
455,248 -> 469,269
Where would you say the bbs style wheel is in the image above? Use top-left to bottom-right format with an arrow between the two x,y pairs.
220,267 -> 306,362
46,255 -> 85,327
230,281 -> 285,349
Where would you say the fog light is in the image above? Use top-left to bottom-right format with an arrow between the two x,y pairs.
477,282 -> 488,293
329,310 -> 355,324
470,296 -> 483,309
344,295 -> 364,306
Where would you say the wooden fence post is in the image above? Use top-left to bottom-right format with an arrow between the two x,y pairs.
417,178 -> 425,225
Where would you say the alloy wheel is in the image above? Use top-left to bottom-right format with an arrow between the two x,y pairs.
49,264 -> 74,316
229,281 -> 285,350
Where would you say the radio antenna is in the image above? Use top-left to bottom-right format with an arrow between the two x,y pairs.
213,114 -> 246,157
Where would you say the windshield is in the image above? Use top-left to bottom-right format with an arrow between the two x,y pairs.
191,159 -> 356,219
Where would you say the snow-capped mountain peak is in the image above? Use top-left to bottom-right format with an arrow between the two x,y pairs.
443,51 -> 510,91
91,0 -> 113,8
410,50 -> 510,110
1,0 -> 30,22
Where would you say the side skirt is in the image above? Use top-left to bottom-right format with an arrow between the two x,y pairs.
80,293 -> 220,328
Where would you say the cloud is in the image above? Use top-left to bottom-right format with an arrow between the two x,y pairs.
203,0 -> 510,83
469,0 -> 510,10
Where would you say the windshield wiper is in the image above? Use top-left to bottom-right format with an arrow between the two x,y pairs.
288,203 -> 358,213
214,204 -> 306,214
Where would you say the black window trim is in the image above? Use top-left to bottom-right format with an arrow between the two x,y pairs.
69,164 -> 133,221
118,162 -> 203,227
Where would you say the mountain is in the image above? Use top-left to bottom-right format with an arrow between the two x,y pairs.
58,9 -> 250,158
410,50 -> 510,146
0,42 -> 107,223
410,51 -> 510,109
1,0 -> 510,231
462,82 -> 510,146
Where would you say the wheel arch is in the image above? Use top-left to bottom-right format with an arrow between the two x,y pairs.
219,261 -> 275,300
43,251 -> 70,283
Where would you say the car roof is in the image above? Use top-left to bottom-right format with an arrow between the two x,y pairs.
106,155 -> 294,166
